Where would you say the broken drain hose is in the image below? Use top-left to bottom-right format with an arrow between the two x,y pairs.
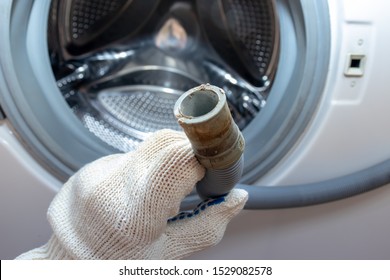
174,84 -> 245,199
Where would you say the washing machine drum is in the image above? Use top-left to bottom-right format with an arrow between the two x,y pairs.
49,0 -> 279,150
0,0 -> 331,204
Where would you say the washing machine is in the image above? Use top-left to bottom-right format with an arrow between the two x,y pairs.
1,0 -> 390,260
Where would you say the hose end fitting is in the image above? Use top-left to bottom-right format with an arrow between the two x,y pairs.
174,84 -> 245,198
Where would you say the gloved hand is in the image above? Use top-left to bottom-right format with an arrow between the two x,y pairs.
16,129 -> 248,259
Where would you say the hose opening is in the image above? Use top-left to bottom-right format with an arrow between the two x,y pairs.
179,90 -> 219,118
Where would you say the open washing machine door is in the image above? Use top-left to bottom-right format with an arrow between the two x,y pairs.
0,0 -> 329,191
1,0 -> 390,259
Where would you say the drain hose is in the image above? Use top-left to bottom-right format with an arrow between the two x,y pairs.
175,85 -> 390,208
238,157 -> 390,209
174,84 -> 245,199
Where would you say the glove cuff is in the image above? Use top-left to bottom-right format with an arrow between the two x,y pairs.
15,235 -> 72,260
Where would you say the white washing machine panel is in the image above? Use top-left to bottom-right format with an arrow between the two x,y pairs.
0,122 -> 58,259
260,0 -> 390,186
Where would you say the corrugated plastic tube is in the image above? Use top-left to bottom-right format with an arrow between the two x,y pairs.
174,84 -> 245,199
238,157 -> 390,209
175,84 -> 390,209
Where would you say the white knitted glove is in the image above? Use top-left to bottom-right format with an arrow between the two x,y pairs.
16,129 -> 248,260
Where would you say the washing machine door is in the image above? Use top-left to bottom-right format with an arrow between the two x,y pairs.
0,0 -> 331,201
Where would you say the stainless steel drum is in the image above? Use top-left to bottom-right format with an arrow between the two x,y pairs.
48,0 -> 280,152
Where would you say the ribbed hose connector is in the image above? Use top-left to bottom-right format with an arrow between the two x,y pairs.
174,84 -> 245,199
